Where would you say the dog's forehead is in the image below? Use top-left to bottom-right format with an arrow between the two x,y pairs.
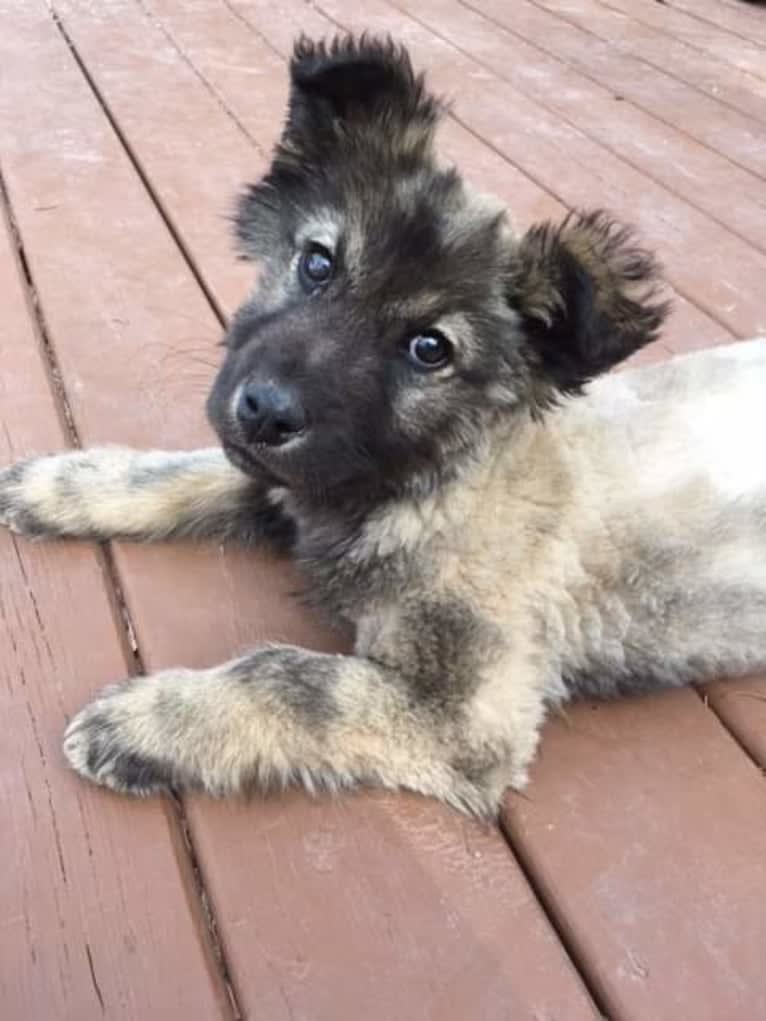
299,167 -> 509,298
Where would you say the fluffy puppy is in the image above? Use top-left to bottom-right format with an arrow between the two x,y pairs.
1,35 -> 764,816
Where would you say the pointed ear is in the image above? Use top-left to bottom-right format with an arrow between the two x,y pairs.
285,34 -> 442,155
508,211 -> 670,403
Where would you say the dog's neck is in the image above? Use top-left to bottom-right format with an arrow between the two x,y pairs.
282,412 -> 544,619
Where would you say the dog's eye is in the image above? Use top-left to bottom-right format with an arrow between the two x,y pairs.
406,331 -> 452,370
298,243 -> 333,290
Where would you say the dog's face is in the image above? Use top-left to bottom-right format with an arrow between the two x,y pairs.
208,36 -> 668,502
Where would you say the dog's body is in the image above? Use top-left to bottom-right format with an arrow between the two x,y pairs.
1,36 -> 764,815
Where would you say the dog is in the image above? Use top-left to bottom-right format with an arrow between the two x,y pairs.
1,35 -> 764,816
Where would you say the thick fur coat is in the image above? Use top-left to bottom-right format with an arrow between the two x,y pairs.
1,36 -> 764,816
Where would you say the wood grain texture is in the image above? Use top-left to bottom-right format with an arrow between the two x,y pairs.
597,0 -> 766,80
504,691 -> 766,1019
671,0 -> 766,46
471,0 -> 766,167
401,0 -> 766,252
527,0 -> 766,128
0,169 -> 228,1021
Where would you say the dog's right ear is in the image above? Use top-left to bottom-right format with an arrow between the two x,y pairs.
508,210 -> 670,407
284,34 -> 442,156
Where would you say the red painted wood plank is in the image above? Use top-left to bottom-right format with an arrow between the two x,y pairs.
0,178 -> 228,1020
705,674 -> 766,767
527,0 -> 766,126
461,0 -> 766,177
2,2 -> 599,1016
504,691 -> 766,1019
392,0 -> 766,254
189,791 -> 599,1021
681,0 -> 766,45
597,0 -> 766,80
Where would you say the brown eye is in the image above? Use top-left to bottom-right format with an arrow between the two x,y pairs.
298,243 -> 333,290
407,330 -> 452,370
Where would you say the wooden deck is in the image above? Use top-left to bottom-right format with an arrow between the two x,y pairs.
2,1 -> 765,1017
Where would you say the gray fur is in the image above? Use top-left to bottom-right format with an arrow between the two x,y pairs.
230,647 -> 340,729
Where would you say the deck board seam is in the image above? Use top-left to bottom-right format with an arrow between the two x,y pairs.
48,1 -> 228,329
0,165 -> 80,451
595,0 -> 766,85
220,0 -> 288,61
45,10 -> 246,1017
457,0 -> 766,162
393,0 -> 766,252
169,792 -> 245,1021
523,0 -> 766,126
498,811 -> 614,1020
5,11 -> 243,1017
695,686 -> 766,774
135,0 -> 270,162
0,94 -> 145,688
662,0 -> 766,49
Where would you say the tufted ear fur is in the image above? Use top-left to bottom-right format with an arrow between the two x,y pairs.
508,210 -> 671,406
284,34 -> 443,157
234,35 -> 446,260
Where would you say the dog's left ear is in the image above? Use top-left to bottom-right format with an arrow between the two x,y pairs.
508,210 -> 670,404
285,34 -> 442,155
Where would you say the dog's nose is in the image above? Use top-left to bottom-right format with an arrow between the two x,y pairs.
236,379 -> 306,446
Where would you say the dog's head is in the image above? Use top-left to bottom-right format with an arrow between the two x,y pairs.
208,35 -> 668,503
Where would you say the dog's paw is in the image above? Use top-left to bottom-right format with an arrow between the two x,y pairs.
63,682 -> 175,797
0,455 -> 78,539
0,461 -> 46,537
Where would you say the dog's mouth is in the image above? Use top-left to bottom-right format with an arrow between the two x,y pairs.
222,436 -> 304,486
222,440 -> 262,476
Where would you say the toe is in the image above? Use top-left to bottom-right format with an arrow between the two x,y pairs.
63,706 -> 173,797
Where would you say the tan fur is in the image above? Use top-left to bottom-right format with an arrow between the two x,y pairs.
352,337 -> 766,787
0,447 -> 256,540
63,649 -> 487,813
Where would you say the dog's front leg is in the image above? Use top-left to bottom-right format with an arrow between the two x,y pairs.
0,447 -> 293,547
62,637 -> 532,816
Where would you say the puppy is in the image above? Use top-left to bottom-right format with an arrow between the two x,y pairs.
1,35 -> 764,816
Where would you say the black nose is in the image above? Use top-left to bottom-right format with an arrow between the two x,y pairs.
236,379 -> 306,446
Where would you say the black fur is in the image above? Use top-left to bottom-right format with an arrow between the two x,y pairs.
509,210 -> 670,402
287,34 -> 441,151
